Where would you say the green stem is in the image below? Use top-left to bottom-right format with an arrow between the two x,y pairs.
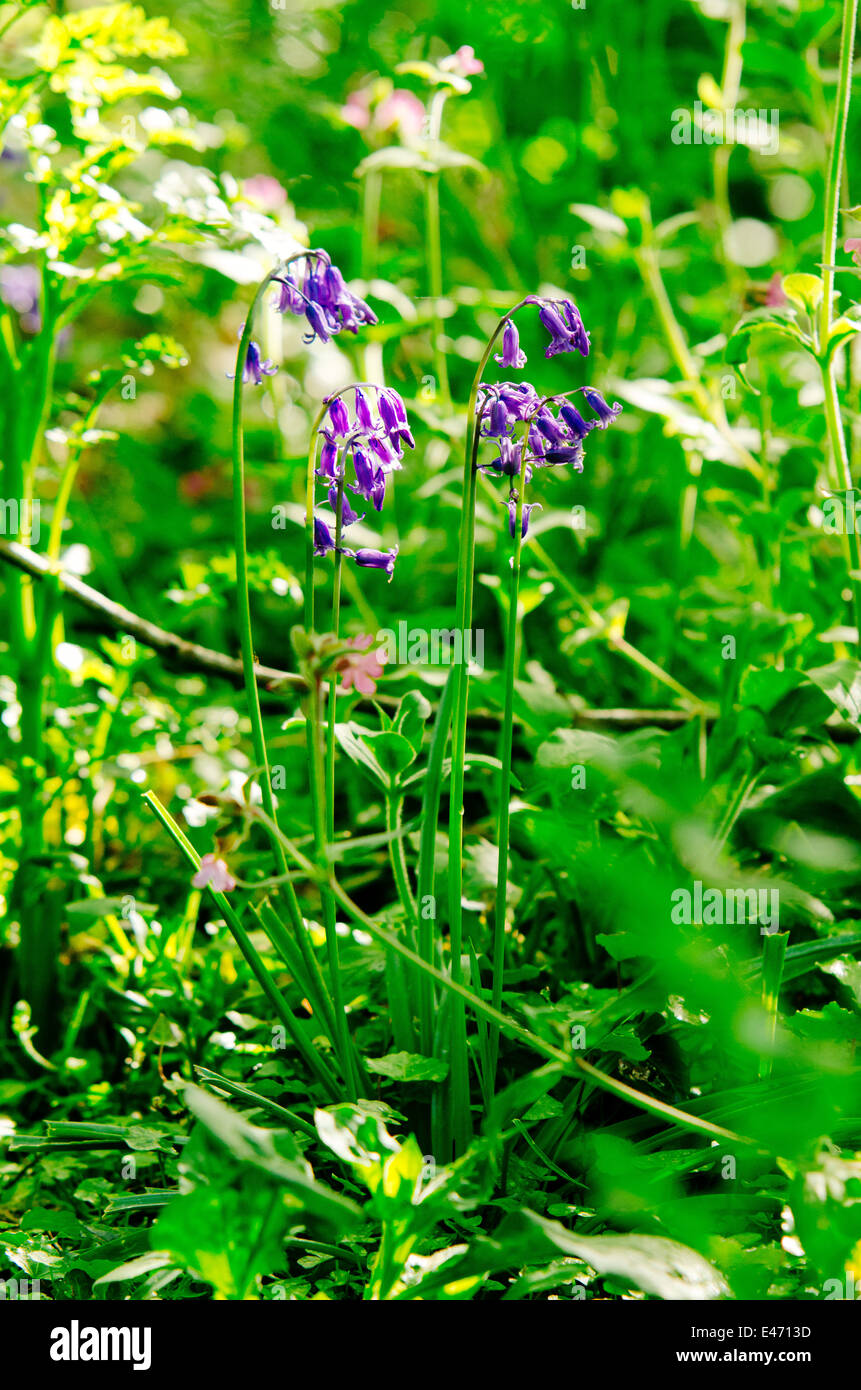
417,667 -> 455,1055
425,88 -> 451,408
142,792 -> 340,1098
635,240 -> 762,480
231,267 -> 341,1050
146,791 -> 755,1150
489,479 -> 526,1089
304,403 -> 327,635
818,0 -> 861,642
326,472 -> 345,843
447,309 -> 521,1155
308,673 -> 358,1099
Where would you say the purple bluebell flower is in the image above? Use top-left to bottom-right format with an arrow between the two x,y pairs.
354,386 -> 375,432
328,487 -> 363,528
350,444 -> 377,500
559,402 -> 594,441
229,335 -> 277,386
537,304 -> 577,358
370,469 -> 387,512
275,275 -> 305,314
541,444 -> 584,469
533,409 -> 568,446
317,435 -> 341,480
312,381 -> 412,583
377,387 -> 415,450
324,263 -> 348,305
505,499 -> 541,538
495,318 -> 527,369
378,389 -> 400,436
327,395 -> 351,437
525,296 -> 590,359
304,300 -> 333,344
579,386 -> 623,428
368,433 -> 398,470
314,516 -> 336,555
484,396 -> 513,438
560,300 -> 590,356
354,546 -> 398,580
495,436 -> 527,477
277,252 -> 378,338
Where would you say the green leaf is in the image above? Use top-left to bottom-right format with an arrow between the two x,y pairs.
409,1209 -> 729,1301
366,1052 -> 449,1083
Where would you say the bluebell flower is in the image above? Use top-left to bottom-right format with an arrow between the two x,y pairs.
479,382 -> 540,431
382,389 -> 416,450
314,516 -> 336,555
370,469 -> 387,512
560,300 -> 590,356
579,385 -> 623,428
484,396 -> 513,438
326,395 -> 351,437
495,318 -> 527,369
523,296 -> 590,359
533,409 -> 568,446
304,300 -> 333,344
559,402 -> 594,441
350,444 -> 377,500
505,499 -> 542,538
368,433 -> 398,470
328,486 -> 363,528
317,435 -> 341,480
275,275 -> 305,314
312,382 -> 412,584
354,386 -> 375,432
229,335 -> 277,386
354,546 -> 398,579
378,389 -> 400,437
541,444 -> 584,469
274,252 -> 377,344
495,436 -> 528,477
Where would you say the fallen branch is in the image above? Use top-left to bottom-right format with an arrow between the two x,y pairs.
3,537 -> 853,739
0,538 -> 303,691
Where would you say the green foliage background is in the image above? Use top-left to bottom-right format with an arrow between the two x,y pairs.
3,0 -> 861,1303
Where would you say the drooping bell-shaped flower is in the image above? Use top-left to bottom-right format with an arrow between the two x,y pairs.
495,318 -> 527,370
579,385 -> 623,428
354,385 -> 375,431
313,516 -> 337,555
317,435 -> 341,480
353,546 -> 398,579
559,402 -> 594,441
505,499 -> 542,539
229,335 -> 277,386
327,395 -> 351,437
328,487 -> 363,528
350,444 -> 377,500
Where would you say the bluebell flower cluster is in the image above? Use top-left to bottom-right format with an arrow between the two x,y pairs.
312,384 -> 412,581
494,295 -> 591,370
274,250 -> 377,345
476,377 -> 622,537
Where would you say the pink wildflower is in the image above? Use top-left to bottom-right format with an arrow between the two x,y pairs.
192,853 -> 236,893
439,46 -> 484,77
336,635 -> 387,695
